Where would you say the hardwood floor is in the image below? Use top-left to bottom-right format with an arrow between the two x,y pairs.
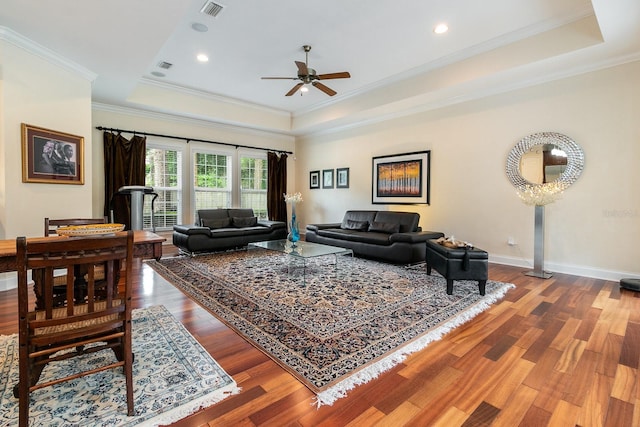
1,246 -> 639,426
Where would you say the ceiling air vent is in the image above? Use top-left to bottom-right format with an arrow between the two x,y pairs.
200,1 -> 225,18
157,61 -> 173,70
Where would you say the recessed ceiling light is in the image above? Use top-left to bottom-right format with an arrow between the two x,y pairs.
151,71 -> 166,77
434,23 -> 449,34
197,54 -> 209,62
191,22 -> 209,32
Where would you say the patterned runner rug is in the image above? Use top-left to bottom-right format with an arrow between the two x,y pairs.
0,305 -> 239,426
147,251 -> 514,406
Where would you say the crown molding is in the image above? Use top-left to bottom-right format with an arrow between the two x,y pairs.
296,50 -> 640,139
92,102 -> 294,140
293,6 -> 597,118
0,26 -> 96,82
137,77 -> 291,117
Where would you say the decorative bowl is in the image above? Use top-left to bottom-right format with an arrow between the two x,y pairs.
56,223 -> 125,237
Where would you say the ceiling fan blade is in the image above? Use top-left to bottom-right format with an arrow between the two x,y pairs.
261,77 -> 298,80
312,82 -> 337,96
285,83 -> 304,96
295,61 -> 308,76
317,71 -> 351,80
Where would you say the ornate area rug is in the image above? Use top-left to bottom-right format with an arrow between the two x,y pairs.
0,305 -> 239,426
147,251 -> 514,406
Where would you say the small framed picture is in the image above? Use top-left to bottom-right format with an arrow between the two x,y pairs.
21,123 -> 84,185
310,170 -> 320,189
322,169 -> 334,189
336,168 -> 349,189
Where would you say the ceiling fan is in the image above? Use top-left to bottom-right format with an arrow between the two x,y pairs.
261,45 -> 351,97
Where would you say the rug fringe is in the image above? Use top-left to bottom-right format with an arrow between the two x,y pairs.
0,333 -> 18,343
313,283 -> 515,407
140,383 -> 241,427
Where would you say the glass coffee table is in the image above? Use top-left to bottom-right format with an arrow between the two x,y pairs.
248,239 -> 354,284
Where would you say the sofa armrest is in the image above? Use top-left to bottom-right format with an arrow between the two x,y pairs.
173,224 -> 212,237
258,220 -> 286,230
390,230 -> 444,244
306,223 -> 342,232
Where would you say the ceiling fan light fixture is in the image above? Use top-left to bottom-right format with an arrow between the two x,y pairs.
434,23 -> 449,34
197,53 -> 209,62
262,44 -> 350,97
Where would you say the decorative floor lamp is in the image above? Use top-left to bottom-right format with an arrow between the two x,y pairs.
530,205 -> 550,278
505,132 -> 585,279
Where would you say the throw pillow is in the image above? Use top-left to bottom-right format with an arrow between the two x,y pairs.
341,219 -> 369,231
368,221 -> 400,234
232,216 -> 258,227
201,217 -> 232,229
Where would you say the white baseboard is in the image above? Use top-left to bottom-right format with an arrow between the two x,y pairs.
0,273 -> 17,292
489,255 -> 640,282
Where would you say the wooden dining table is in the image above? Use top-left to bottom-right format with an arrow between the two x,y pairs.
0,230 -> 166,273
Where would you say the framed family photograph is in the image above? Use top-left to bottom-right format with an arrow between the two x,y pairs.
336,167 -> 349,188
310,170 -> 320,189
21,123 -> 84,185
372,150 -> 430,204
322,169 -> 334,189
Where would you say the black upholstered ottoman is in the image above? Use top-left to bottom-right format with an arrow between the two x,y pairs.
425,240 -> 488,295
620,278 -> 640,292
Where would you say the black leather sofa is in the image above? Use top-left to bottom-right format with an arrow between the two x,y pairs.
173,208 -> 287,255
305,210 -> 444,264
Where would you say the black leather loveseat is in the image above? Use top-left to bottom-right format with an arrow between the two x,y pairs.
173,208 -> 287,255
305,210 -> 444,264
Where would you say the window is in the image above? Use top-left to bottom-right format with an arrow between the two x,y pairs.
193,151 -> 232,211
240,154 -> 268,219
144,141 -> 272,227
145,147 -> 182,230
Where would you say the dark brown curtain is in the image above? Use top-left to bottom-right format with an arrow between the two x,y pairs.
267,152 -> 287,221
103,132 -> 146,230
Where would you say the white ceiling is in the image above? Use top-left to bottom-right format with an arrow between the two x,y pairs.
1,0 -> 639,134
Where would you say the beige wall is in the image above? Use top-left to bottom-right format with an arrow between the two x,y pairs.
296,61 -> 640,280
0,40 -> 94,239
0,37 -> 93,289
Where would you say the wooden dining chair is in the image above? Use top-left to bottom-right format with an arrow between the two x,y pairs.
40,217 -> 109,308
15,231 -> 135,427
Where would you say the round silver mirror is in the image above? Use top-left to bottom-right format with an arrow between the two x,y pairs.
506,132 -> 584,192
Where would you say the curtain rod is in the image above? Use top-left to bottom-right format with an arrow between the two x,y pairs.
95,126 -> 292,155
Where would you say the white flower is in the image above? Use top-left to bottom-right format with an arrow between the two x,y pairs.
284,192 -> 303,204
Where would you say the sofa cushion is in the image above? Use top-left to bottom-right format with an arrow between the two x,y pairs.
232,216 -> 258,227
228,208 -> 255,218
368,221 -> 400,234
202,217 -> 232,229
373,211 -> 419,233
342,210 -> 377,227
318,228 -> 392,245
341,219 -> 369,231
210,226 -> 271,238
198,209 -> 230,226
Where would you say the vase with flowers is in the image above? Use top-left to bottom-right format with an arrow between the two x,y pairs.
283,192 -> 303,246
